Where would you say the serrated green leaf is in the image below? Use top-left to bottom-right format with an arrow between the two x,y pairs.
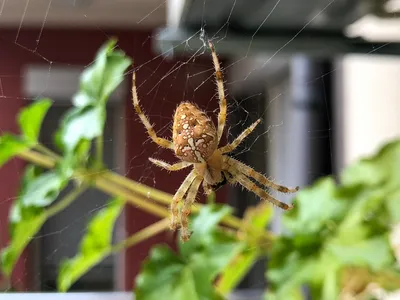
61,105 -> 105,151
73,39 -> 131,106
18,99 -> 52,144
58,39 -> 130,158
265,140 -> 400,300
58,197 -> 124,292
78,40 -> 114,103
136,204 -> 241,300
99,51 -> 131,101
0,134 -> 30,168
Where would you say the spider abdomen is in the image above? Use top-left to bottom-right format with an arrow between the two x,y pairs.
172,102 -> 218,163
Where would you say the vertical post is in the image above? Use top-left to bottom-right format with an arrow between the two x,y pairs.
273,55 -> 333,231
270,56 -> 333,298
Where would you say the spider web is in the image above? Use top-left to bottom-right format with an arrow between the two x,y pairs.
0,0 -> 397,294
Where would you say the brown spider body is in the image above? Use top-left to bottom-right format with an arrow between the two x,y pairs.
131,41 -> 299,242
172,102 -> 218,163
172,102 -> 225,188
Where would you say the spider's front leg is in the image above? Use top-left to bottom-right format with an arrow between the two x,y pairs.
149,158 -> 192,171
219,118 -> 262,154
202,181 -> 213,196
181,177 -> 202,242
132,66 -> 174,150
170,170 -> 197,230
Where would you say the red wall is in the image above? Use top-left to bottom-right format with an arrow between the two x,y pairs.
0,28 -> 227,290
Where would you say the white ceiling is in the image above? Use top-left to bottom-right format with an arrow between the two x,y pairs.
0,0 -> 167,28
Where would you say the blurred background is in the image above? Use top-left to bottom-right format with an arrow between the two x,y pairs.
0,0 -> 400,298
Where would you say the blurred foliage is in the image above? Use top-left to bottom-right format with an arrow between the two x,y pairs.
0,38 -> 399,300
266,140 -> 400,300
0,39 -> 131,278
136,204 -> 241,300
58,197 -> 124,292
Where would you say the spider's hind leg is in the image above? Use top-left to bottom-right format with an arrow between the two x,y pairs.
225,156 -> 299,193
223,157 -> 295,210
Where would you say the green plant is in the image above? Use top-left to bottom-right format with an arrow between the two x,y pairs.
0,39 -> 399,300
266,140 -> 400,300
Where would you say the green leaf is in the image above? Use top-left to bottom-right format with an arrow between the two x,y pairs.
20,171 -> 66,207
179,203 -> 233,257
341,140 -> 400,187
386,189 -> 400,223
216,203 -> 273,296
327,236 -> 393,271
216,247 -> 257,295
0,99 -> 51,168
267,254 -> 317,300
1,212 -> 47,276
18,99 -> 52,144
136,204 -> 241,300
1,167 -> 66,276
136,246 -> 197,300
266,140 -> 400,300
73,39 -> 131,106
60,105 -> 105,151
58,197 -> 124,292
284,177 -> 347,235
0,134 -> 30,168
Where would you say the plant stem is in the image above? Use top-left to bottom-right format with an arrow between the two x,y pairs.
35,144 -> 60,160
102,172 -> 172,205
111,218 -> 169,253
19,150 -> 55,168
18,151 -> 169,218
45,185 -> 88,218
103,171 -> 244,230
18,149 -> 268,241
94,177 -> 170,218
96,136 -> 103,165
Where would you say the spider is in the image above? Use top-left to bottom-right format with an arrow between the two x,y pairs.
131,41 -> 299,242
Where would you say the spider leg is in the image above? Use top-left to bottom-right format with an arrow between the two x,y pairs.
180,176 -> 202,242
228,168 -> 293,210
224,156 -> 299,193
132,66 -> 174,149
209,41 -> 227,143
219,118 -> 262,154
170,170 -> 197,230
202,181 -> 213,196
149,158 -> 192,171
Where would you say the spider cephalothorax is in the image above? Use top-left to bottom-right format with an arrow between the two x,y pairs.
132,41 -> 299,242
